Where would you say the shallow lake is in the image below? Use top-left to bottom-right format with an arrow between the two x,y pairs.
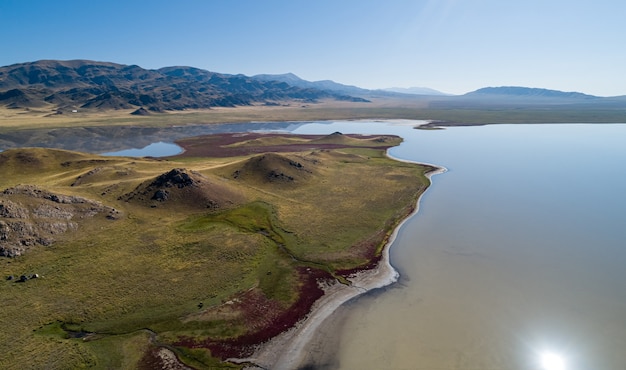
291,121 -> 626,370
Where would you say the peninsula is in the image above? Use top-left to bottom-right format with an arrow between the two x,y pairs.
0,131 -> 437,369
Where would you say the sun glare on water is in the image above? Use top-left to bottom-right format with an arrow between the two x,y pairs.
540,352 -> 567,370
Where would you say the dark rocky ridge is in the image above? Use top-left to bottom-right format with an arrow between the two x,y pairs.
0,60 -> 369,112
122,168 -> 244,209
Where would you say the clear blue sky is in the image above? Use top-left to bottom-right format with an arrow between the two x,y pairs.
2,0 -> 625,96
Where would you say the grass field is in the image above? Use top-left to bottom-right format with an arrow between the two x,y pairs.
2,96 -> 625,134
0,132 -> 434,369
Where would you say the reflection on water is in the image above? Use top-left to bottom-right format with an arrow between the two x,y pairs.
0,121 -> 306,155
540,351 -> 566,370
101,141 -> 183,157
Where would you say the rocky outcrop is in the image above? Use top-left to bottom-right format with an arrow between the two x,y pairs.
152,169 -> 198,189
0,199 -> 29,218
123,168 -> 202,203
0,185 -> 121,257
122,168 -> 245,209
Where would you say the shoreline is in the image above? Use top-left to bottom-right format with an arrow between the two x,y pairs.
229,154 -> 446,370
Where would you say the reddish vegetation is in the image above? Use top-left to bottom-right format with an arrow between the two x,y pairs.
175,267 -> 334,360
137,348 -> 164,370
335,229 -> 387,277
174,133 -> 398,158
334,202 -> 415,277
166,133 -> 436,364
334,167 -> 438,279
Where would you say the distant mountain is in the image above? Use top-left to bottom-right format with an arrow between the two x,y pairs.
415,85 -> 626,111
252,73 -> 455,99
252,73 -> 370,96
382,87 -> 450,96
4,61 -> 622,114
0,60 -> 368,112
251,73 -> 304,86
465,86 -> 598,99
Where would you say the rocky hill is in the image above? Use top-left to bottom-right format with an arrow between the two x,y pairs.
121,168 -> 245,209
0,185 -> 120,257
0,60 -> 368,112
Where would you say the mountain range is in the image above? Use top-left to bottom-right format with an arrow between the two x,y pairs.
252,74 -> 453,96
0,60 -> 368,113
1,59 -> 624,114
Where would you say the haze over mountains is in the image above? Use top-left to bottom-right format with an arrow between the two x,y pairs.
382,87 -> 450,96
0,59 -> 624,114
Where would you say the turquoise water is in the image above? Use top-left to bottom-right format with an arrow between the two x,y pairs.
291,121 -> 626,370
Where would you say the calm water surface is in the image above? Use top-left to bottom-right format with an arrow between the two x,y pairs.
101,141 -> 183,157
291,121 -> 626,370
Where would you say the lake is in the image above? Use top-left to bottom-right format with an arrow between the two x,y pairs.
3,120 -> 625,369
101,141 -> 184,157
290,121 -> 626,370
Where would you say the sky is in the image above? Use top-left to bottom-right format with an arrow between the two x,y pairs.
1,0 -> 625,96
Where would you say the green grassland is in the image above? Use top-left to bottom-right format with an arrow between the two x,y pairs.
0,134 -> 433,369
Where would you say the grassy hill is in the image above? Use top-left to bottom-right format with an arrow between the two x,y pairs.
0,133 -> 434,369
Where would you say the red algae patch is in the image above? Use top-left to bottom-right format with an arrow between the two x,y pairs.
175,267 -> 333,360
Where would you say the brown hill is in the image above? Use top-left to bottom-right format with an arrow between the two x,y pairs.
130,107 -> 150,116
224,153 -> 314,186
0,147 -> 113,176
0,88 -> 46,108
308,131 -> 358,145
121,168 -> 245,210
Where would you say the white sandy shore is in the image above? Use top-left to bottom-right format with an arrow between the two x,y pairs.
228,154 -> 446,370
